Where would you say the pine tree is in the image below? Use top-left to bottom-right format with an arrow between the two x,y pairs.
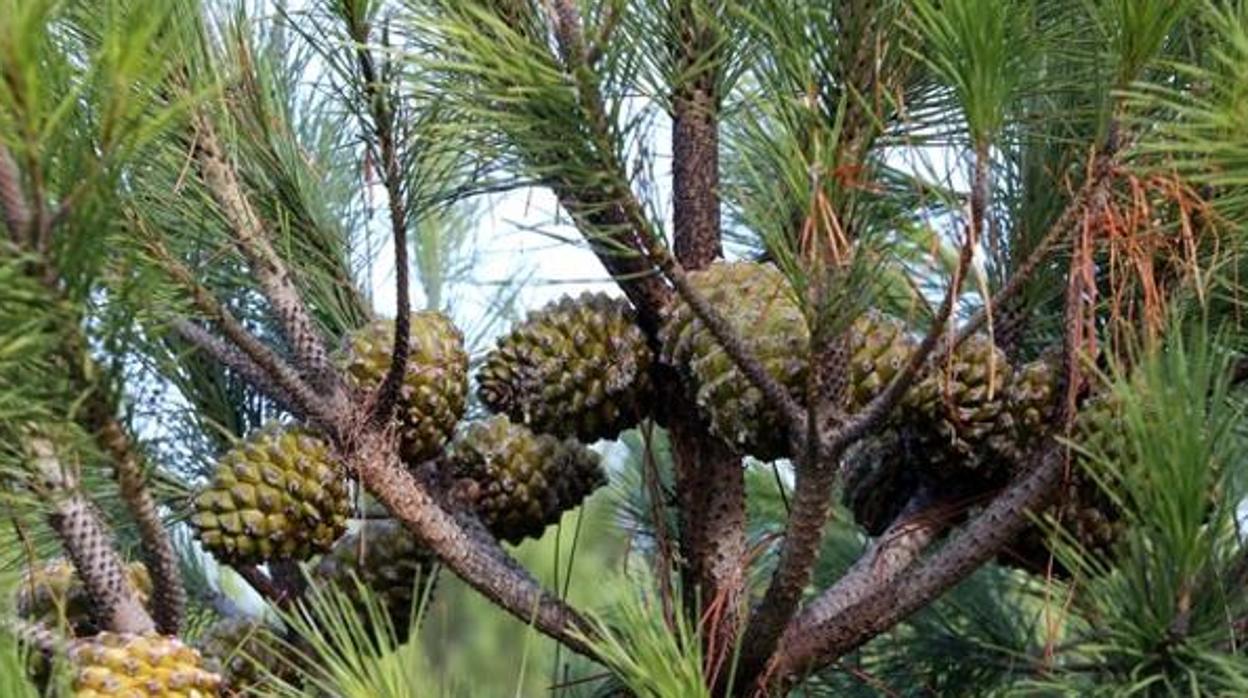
5,0 -> 1248,696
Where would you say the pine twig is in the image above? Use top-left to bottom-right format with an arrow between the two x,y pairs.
190,113 -> 338,393
145,236 -> 336,429
349,24 -> 410,427
171,318 -> 305,416
86,412 -> 186,636
27,437 -> 156,636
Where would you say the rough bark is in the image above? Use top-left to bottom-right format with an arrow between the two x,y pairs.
768,443 -> 1066,687
666,5 -> 748,677
192,116 -> 338,394
669,391 -> 746,658
29,438 -> 156,636
349,431 -> 596,658
93,416 -> 186,636
775,488 -> 949,658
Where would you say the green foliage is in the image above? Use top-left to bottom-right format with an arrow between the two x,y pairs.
1029,327 -> 1248,695
574,573 -> 719,698
1127,1 -> 1248,224
908,0 -> 1034,149
264,568 -> 451,698
11,0 -> 1248,696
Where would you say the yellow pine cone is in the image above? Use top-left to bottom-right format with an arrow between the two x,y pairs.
70,632 -> 221,697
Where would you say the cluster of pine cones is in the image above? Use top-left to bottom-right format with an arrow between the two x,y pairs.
20,261 -> 1117,695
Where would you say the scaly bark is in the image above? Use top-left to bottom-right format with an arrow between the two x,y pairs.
29,437 -> 155,636
92,415 -> 186,636
768,443 -> 1066,687
348,430 -> 596,659
191,115 -> 340,396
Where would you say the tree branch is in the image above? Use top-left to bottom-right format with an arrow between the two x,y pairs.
88,409 -> 186,636
190,113 -> 338,393
27,437 -> 156,636
349,430 -> 596,658
738,146 -> 987,683
145,237 -> 336,429
768,441 -> 1067,686
663,0 -> 746,668
671,1 -> 723,271
349,20 -> 411,426
171,318 -> 304,416
5,145 -> 186,636
776,487 -> 951,659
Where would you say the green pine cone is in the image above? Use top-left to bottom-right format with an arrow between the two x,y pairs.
901,334 -> 1016,479
191,426 -> 349,566
478,292 -> 652,442
448,416 -> 605,544
659,262 -> 808,461
848,312 -> 918,408
842,430 -> 921,536
341,311 -> 469,464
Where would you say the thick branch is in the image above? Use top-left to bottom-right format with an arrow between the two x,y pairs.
771,442 -> 1066,685
191,115 -> 337,392
671,7 -> 723,270
666,1 -> 743,666
350,431 -> 596,658
778,488 -> 950,654
669,392 -> 746,666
